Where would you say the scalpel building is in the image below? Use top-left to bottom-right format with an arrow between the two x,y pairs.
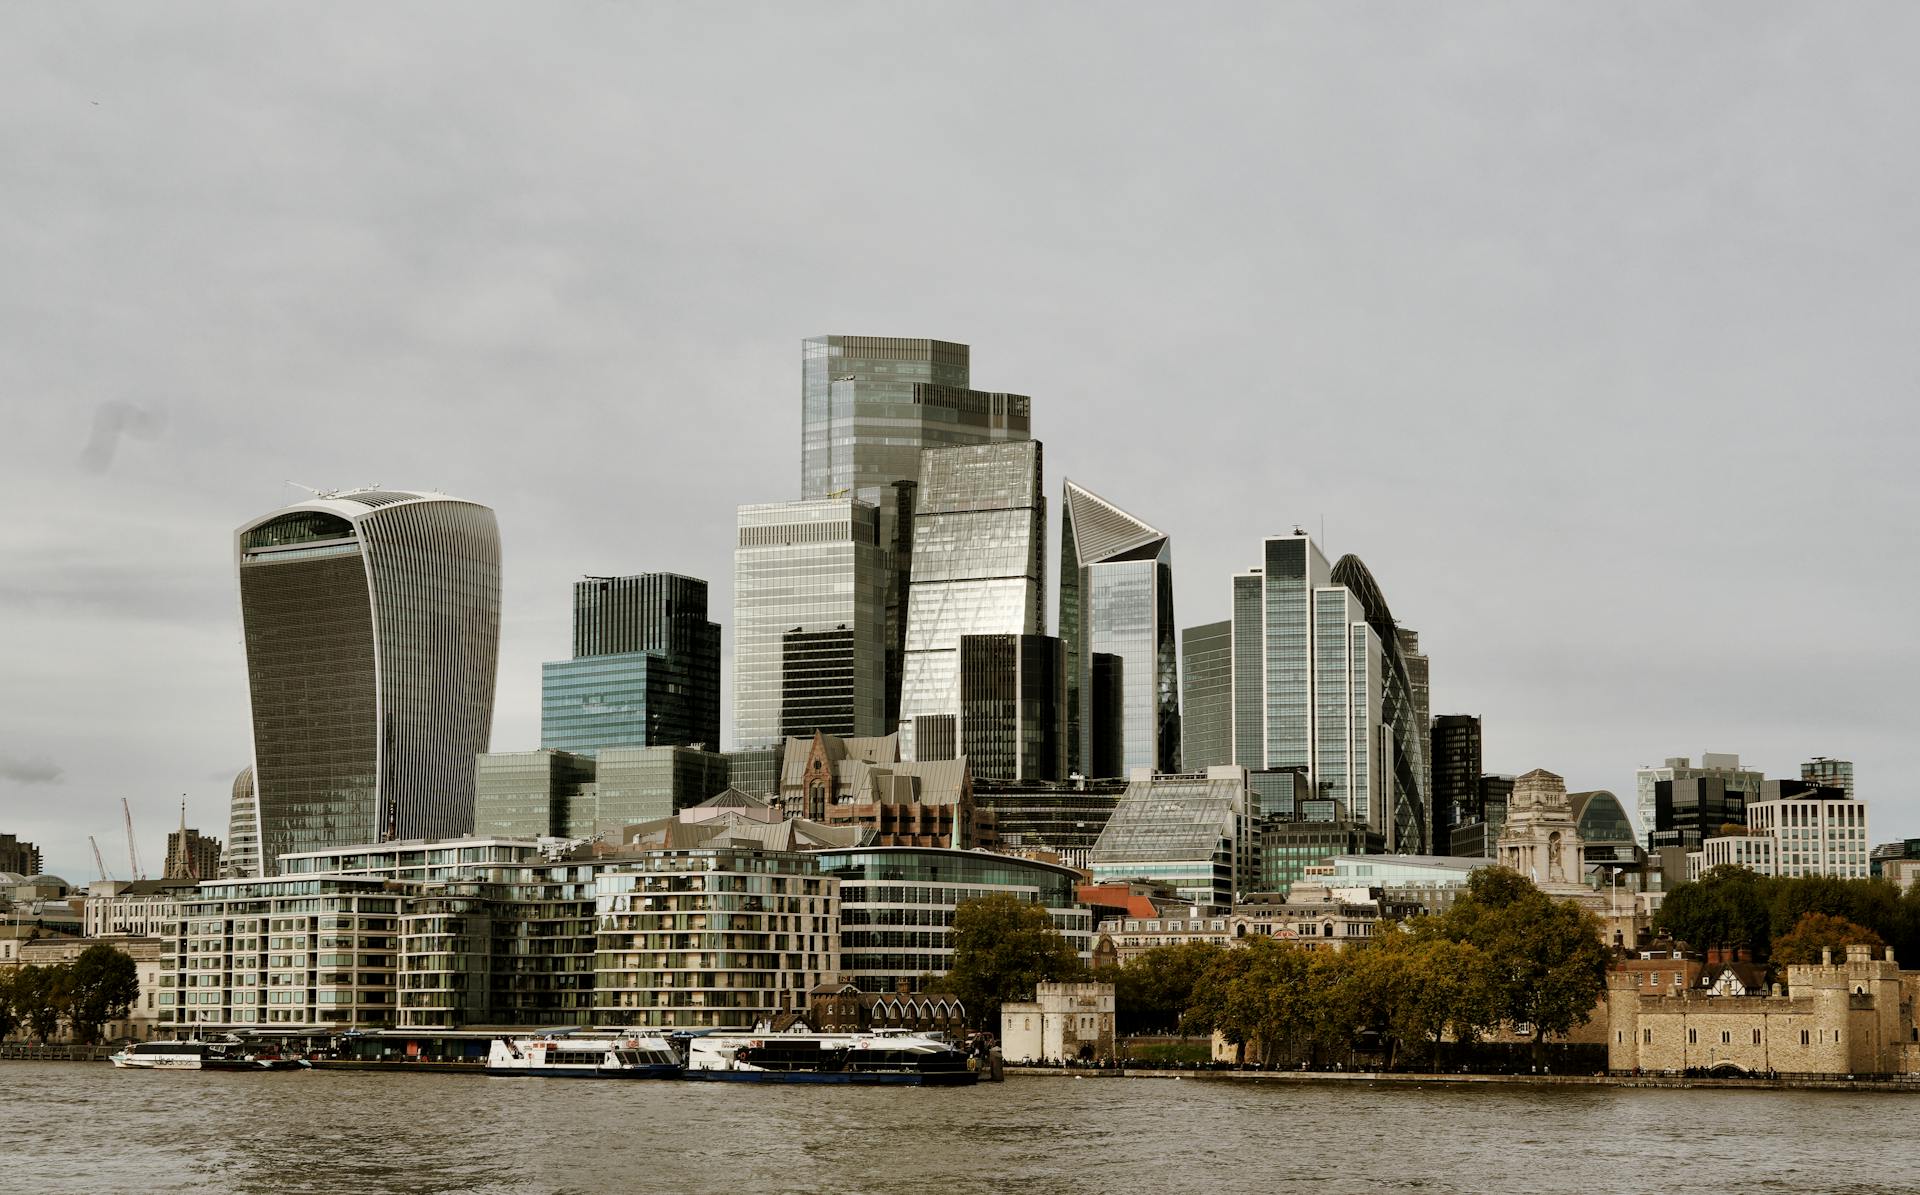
236,489 -> 501,869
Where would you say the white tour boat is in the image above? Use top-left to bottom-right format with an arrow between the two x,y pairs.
684,1027 -> 977,1085
110,1040 -> 308,1071
485,1033 -> 682,1079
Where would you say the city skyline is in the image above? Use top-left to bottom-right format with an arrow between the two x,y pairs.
7,6 -> 1919,881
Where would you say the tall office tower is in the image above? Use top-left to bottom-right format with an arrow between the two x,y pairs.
164,827 -> 223,880
1633,754 -> 1762,843
1226,533 -> 1430,850
800,336 -> 1033,727
236,489 -> 501,871
1802,757 -> 1854,800
1059,481 -> 1180,776
897,442 -> 1046,760
223,766 -> 260,879
541,573 -> 721,755
1181,621 -> 1232,772
733,498 -> 888,749
1430,714 -> 1483,854
959,633 -> 1066,782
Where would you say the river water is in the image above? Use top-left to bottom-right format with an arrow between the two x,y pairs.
2,1063 -> 1910,1194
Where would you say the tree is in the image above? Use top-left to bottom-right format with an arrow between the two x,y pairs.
1771,911 -> 1885,967
1652,865 -> 1774,957
0,967 -> 19,1041
12,966 -> 65,1044
1441,867 -> 1608,1060
1109,941 -> 1227,1035
64,945 -> 141,1044
942,893 -> 1082,1028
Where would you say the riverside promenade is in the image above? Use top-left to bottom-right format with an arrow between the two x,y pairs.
1007,1065 -> 1920,1092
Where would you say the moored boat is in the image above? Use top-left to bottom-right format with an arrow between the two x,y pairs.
485,1032 -> 682,1079
684,1028 -> 978,1085
110,1039 -> 309,1071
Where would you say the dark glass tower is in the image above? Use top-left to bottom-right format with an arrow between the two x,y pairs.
960,633 -> 1066,782
1430,714 -> 1483,854
237,489 -> 501,871
542,573 -> 721,754
1060,481 -> 1178,776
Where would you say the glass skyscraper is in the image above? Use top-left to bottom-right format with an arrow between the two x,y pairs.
799,336 -> 1033,725
1181,621 -> 1232,772
541,573 -> 720,755
959,633 -> 1066,782
1059,480 -> 1179,776
733,497 -> 888,749
896,441 -> 1046,760
1227,533 -> 1430,850
236,488 -> 501,871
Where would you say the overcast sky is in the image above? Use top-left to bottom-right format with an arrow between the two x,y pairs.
5,3 -> 1917,883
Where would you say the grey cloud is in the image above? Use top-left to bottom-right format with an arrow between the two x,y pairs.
0,754 -> 64,785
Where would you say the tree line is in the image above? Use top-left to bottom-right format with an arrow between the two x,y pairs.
934,869 -> 1610,1070
1653,865 -> 1920,968
0,944 -> 142,1045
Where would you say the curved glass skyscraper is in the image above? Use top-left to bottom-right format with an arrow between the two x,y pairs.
235,489 -> 500,871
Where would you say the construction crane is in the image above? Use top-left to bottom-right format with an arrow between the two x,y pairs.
123,797 -> 146,881
89,835 -> 113,883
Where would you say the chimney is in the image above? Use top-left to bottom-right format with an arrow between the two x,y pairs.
896,977 -> 911,996
1821,947 -> 1832,965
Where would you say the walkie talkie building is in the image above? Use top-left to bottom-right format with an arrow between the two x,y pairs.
235,489 -> 501,871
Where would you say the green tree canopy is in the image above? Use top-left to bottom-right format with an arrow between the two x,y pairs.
65,944 -> 141,1044
0,968 -> 20,1041
942,892 -> 1082,1028
1651,865 -> 1774,956
12,966 -> 65,1044
1771,911 -> 1885,967
1439,867 -> 1609,1051
1109,941 -> 1228,1035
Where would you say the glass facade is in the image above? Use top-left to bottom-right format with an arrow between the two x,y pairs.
812,846 -> 1091,993
1261,537 -> 1322,771
1088,770 -> 1252,908
732,498 -> 888,748
1229,534 -> 1432,851
959,633 -> 1065,782
1059,481 -> 1179,776
1180,620 -> 1231,772
593,746 -> 730,835
1230,572 -> 1265,774
799,336 -> 1032,729
1634,754 -> 1763,845
474,749 -> 598,839
897,442 -> 1046,759
541,574 -> 720,755
723,744 -> 785,798
1431,714 -> 1483,853
237,491 -> 500,871
972,778 -> 1127,870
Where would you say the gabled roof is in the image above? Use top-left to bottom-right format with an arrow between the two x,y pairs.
1063,480 -> 1165,564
